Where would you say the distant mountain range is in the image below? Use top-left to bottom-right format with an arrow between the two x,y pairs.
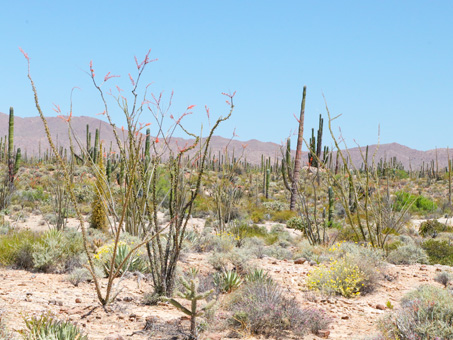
0,112 -> 450,170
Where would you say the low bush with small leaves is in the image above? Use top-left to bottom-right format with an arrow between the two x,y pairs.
286,216 -> 304,230
228,280 -> 331,337
387,243 -> 429,265
270,210 -> 296,223
422,239 -> 453,266
377,285 -> 453,339
434,271 -> 452,287
419,219 -> 453,237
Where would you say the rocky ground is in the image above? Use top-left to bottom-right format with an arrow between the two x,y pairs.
0,253 -> 449,340
1,216 -> 451,339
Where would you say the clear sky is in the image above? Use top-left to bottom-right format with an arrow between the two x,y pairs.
1,1 -> 452,151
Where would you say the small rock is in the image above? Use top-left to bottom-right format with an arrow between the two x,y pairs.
123,296 -> 133,302
318,329 -> 330,338
309,260 -> 317,266
271,261 -> 278,264
294,258 -> 307,265
376,304 -> 386,310
75,298 -> 82,303
341,315 -> 349,320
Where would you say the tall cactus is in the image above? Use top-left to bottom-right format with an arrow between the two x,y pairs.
265,168 -> 270,199
281,86 -> 306,211
7,107 -> 15,185
308,114 -> 324,168
93,128 -> 100,164
328,186 -> 334,227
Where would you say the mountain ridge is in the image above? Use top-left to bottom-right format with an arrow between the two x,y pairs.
0,112 -> 449,169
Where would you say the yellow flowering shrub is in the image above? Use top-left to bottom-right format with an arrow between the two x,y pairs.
306,256 -> 365,298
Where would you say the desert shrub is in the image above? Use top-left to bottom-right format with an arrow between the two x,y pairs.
387,243 -> 429,265
249,208 -> 265,223
306,256 -> 366,297
328,241 -> 385,293
0,230 -> 41,269
32,229 -> 84,273
241,237 -> 266,259
228,280 -> 331,336
211,231 -> 236,253
271,210 -> 296,223
394,191 -> 437,214
378,285 -> 453,339
265,243 -> 293,260
419,219 -> 453,237
286,216 -> 304,230
434,271 -> 452,288
186,228 -> 216,253
192,195 -> 214,218
422,239 -> 453,266
21,312 -> 88,340
208,247 -> 252,273
262,201 -> 286,212
66,267 -> 92,286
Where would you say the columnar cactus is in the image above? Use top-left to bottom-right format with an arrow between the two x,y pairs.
7,107 -> 15,185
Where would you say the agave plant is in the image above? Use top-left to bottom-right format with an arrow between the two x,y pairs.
103,243 -> 145,277
21,312 -> 88,340
213,270 -> 243,293
245,268 -> 274,285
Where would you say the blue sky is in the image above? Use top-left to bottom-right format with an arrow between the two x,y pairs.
1,1 -> 452,151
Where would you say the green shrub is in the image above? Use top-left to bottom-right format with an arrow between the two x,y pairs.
287,216 -> 304,230
378,285 -> 453,339
394,191 -> 437,214
422,239 -> 453,266
419,219 -> 453,237
270,210 -> 296,223
0,230 -> 37,268
21,312 -> 88,340
387,243 -> 429,265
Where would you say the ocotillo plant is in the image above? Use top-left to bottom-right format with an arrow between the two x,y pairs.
281,86 -> 306,211
167,275 -> 215,340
